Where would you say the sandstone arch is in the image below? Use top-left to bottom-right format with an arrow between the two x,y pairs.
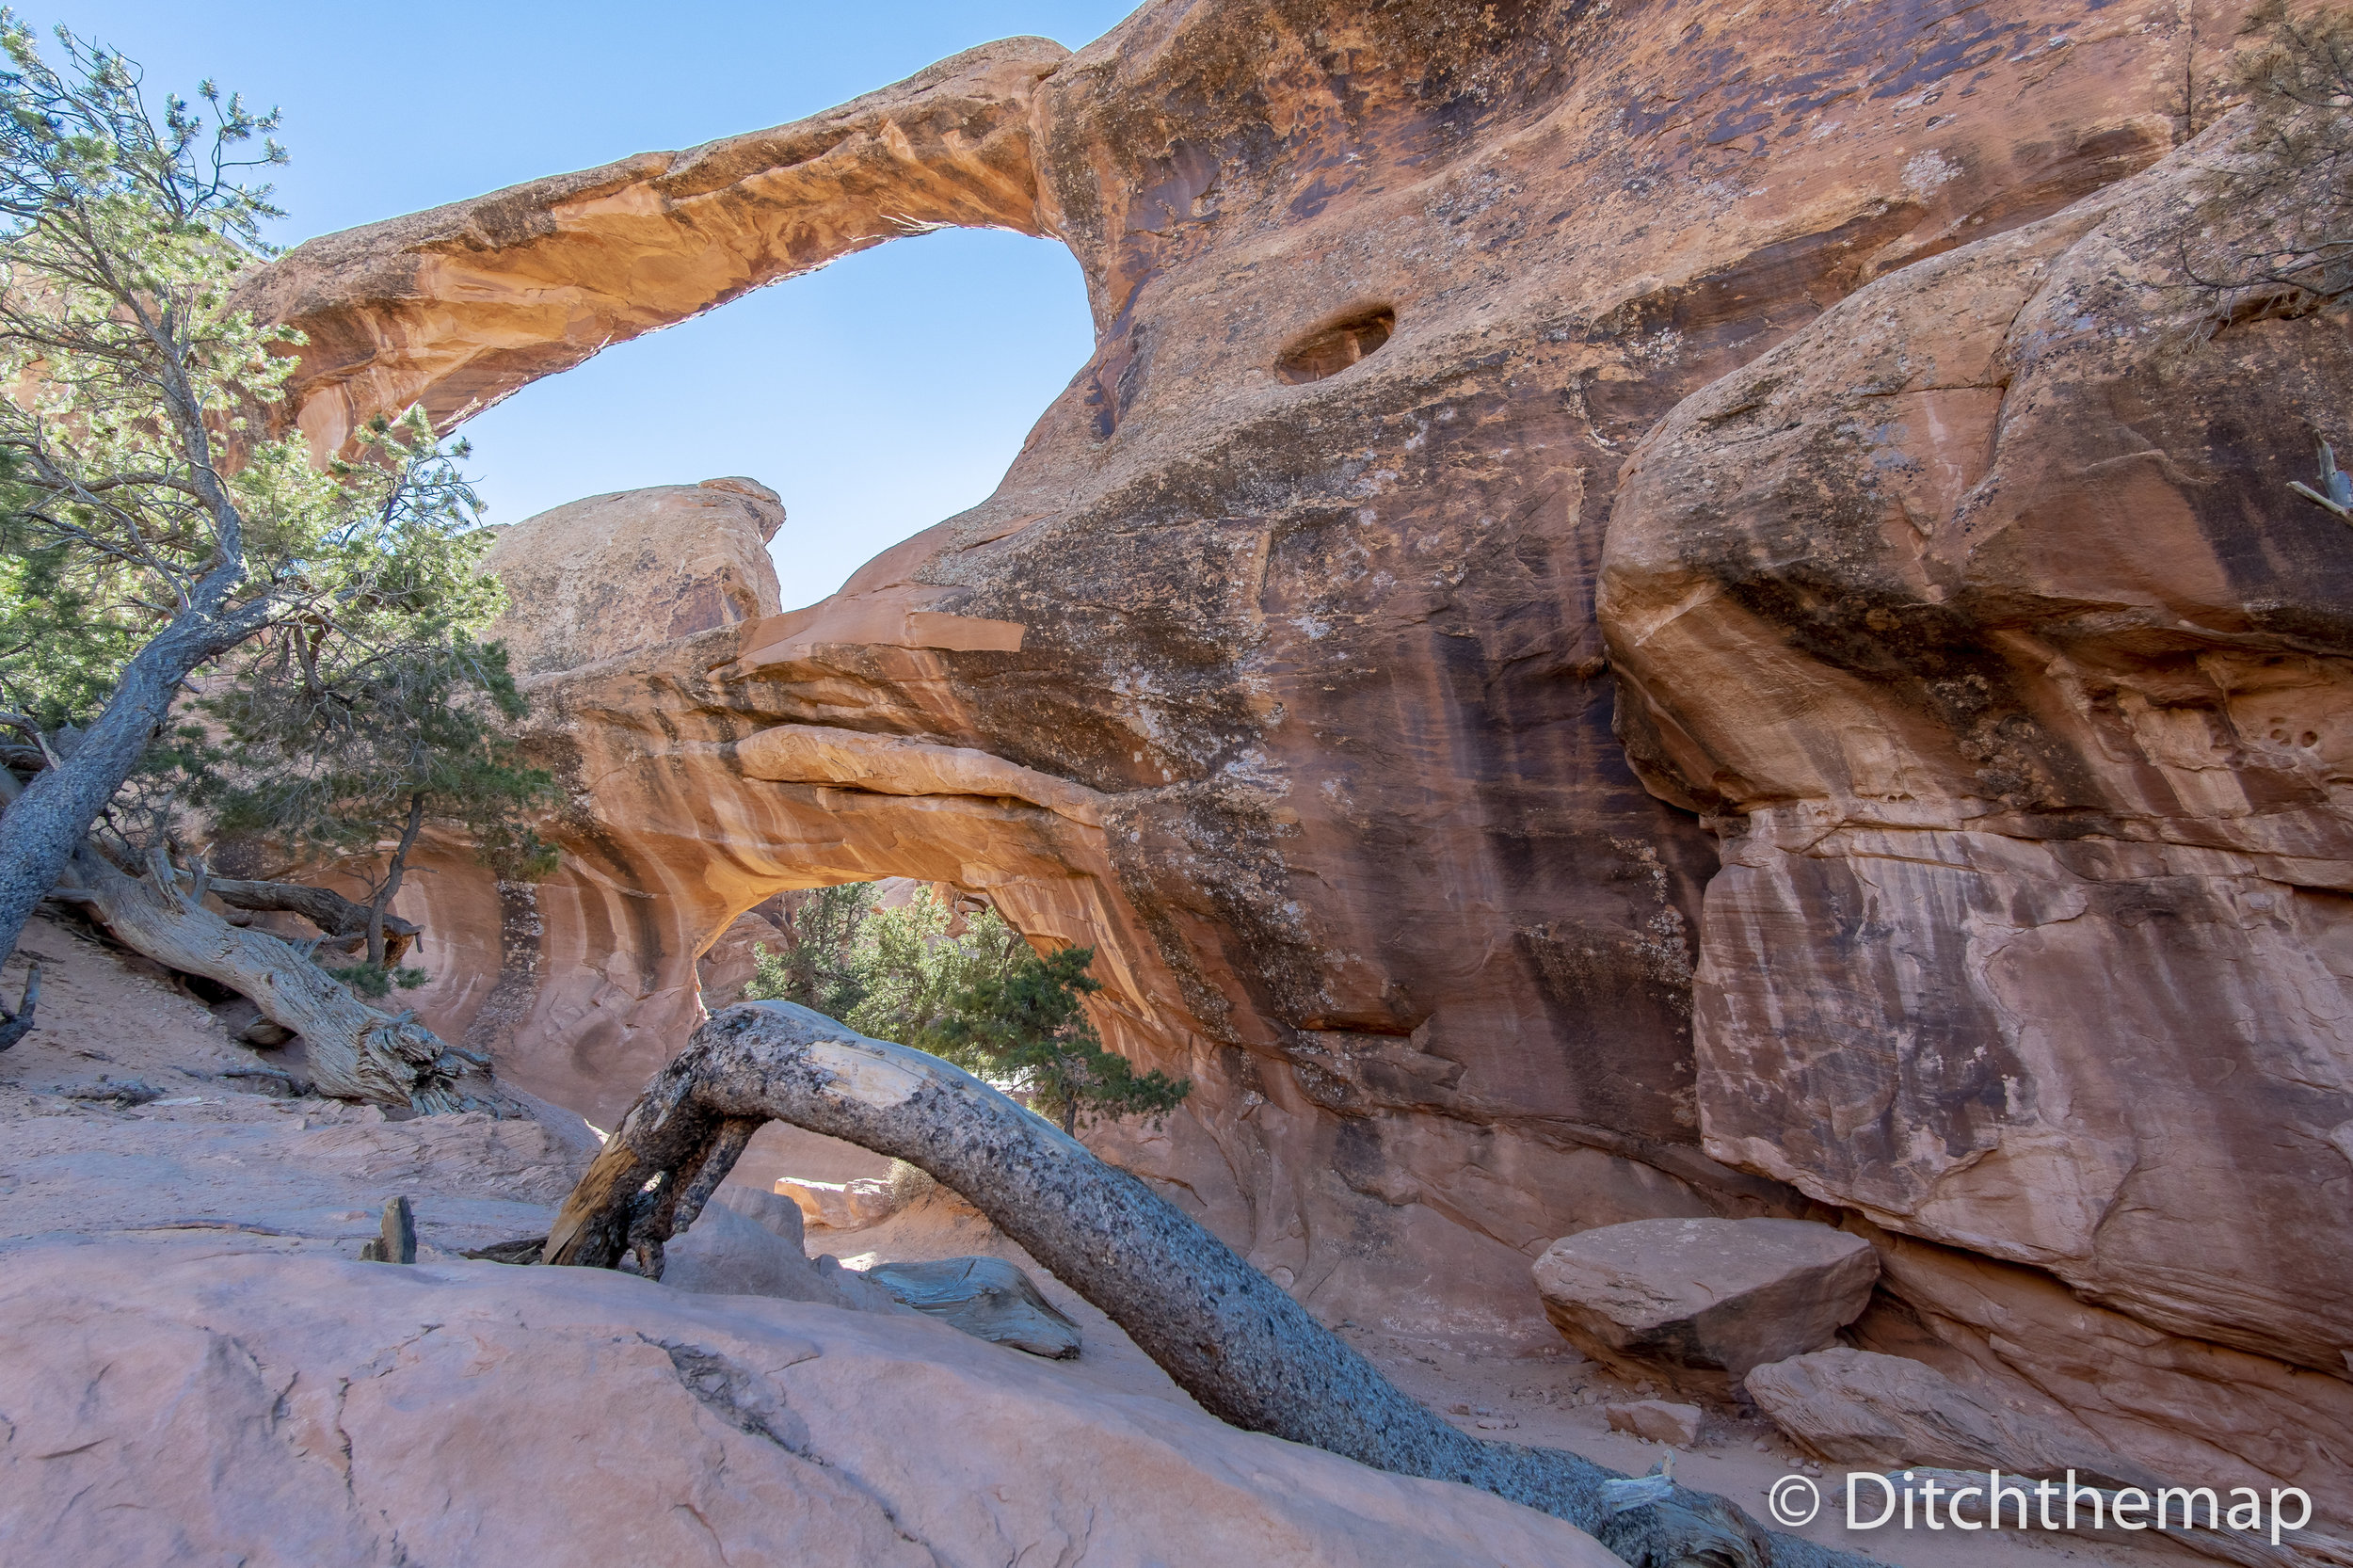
253,0 -> 2353,1503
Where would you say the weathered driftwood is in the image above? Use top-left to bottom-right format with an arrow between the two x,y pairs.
542,1001 -> 1867,1568
57,845 -> 512,1115
209,877 -> 422,966
359,1195 -> 418,1263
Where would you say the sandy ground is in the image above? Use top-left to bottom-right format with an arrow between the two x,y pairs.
1358,1336 -> 2208,1568
0,915 -> 587,1261
0,913 -> 2190,1568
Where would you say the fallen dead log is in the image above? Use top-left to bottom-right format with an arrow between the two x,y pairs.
56,844 -> 514,1115
542,1001 -> 1867,1568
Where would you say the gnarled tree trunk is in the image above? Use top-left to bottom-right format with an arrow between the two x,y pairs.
543,1001 -> 1865,1568
1,763 -> 503,1110
59,845 -> 511,1115
0,584 -> 273,975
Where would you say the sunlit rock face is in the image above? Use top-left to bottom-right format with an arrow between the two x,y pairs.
248,0 -> 2353,1497
484,478 -> 786,679
1599,136 -> 2353,1484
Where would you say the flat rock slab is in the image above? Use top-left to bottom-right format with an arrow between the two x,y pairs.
1532,1218 -> 1878,1396
0,1242 -> 1617,1568
864,1255 -> 1083,1359
1605,1400 -> 1703,1448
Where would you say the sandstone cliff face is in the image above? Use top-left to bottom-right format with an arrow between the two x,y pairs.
251,0 -> 2352,1498
1599,123 -> 2353,1488
1604,136 -> 2353,1375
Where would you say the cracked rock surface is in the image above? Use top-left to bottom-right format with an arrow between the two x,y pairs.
0,1243 -> 1619,1568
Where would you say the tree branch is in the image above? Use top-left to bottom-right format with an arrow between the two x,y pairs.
209,876 -> 420,965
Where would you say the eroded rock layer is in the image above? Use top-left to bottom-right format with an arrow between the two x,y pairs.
256,0 -> 2353,1500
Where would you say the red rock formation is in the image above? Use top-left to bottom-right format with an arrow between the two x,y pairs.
1603,119 -> 2353,1495
236,42 -> 1063,456
248,0 -> 2353,1497
384,478 -> 788,1112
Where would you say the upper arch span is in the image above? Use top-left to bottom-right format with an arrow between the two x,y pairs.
238,38 -> 1069,457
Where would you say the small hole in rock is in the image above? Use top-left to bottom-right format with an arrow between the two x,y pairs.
1276,307 -> 1396,384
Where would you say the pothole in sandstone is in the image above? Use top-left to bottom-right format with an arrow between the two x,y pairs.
1274,306 -> 1396,384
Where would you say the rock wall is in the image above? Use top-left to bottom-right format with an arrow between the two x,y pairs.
246,0 -> 2353,1496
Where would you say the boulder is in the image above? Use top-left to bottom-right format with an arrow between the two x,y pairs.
776,1175 -> 902,1230
707,1182 -> 806,1243
862,1256 -> 1083,1360
660,1196 -> 830,1302
1532,1219 -> 1878,1395
1742,1349 -> 2154,1490
662,1188 -> 900,1314
0,1243 -> 1617,1568
1605,1400 -> 1703,1448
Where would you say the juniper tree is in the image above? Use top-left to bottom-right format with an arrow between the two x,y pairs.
743,882 -> 878,1021
199,460 -> 557,991
740,885 -> 1189,1133
0,18 -> 490,976
931,941 -> 1190,1135
0,23 -> 536,1114
187,405 -> 553,986
2185,0 -> 2353,326
844,887 -> 1024,1050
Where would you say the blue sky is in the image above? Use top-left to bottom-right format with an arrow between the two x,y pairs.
59,3 -> 1141,607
